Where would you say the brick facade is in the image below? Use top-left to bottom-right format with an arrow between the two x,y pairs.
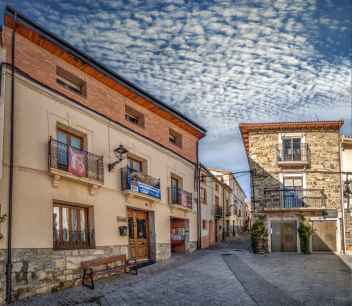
2,24 -> 201,163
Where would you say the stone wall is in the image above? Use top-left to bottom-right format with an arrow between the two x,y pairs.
248,129 -> 341,212
156,243 -> 171,261
0,245 -> 127,302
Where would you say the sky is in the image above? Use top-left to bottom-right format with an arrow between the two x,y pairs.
1,0 -> 351,197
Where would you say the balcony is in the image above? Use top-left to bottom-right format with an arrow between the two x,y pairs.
214,205 -> 223,218
121,167 -> 161,200
168,187 -> 193,210
277,143 -> 310,167
48,138 -> 104,194
264,188 -> 326,210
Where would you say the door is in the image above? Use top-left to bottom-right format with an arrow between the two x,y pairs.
283,176 -> 303,208
312,221 -> 336,252
128,208 -> 149,261
271,220 -> 297,252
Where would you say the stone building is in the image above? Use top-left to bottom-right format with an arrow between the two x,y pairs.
341,135 -> 352,253
240,121 -> 343,253
199,164 -> 215,248
0,8 -> 206,302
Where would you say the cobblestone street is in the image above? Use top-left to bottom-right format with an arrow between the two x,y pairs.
10,237 -> 352,306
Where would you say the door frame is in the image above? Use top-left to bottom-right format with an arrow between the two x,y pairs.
127,207 -> 151,261
268,216 -> 300,253
310,217 -> 340,253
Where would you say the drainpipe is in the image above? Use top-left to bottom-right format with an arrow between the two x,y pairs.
6,13 -> 17,304
196,141 -> 201,249
222,184 -> 225,241
339,135 -> 346,254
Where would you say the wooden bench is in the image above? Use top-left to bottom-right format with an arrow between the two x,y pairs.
81,255 -> 138,289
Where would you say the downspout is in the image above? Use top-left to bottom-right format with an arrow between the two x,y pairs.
222,184 -> 225,241
339,135 -> 346,254
6,13 -> 17,304
196,141 -> 201,249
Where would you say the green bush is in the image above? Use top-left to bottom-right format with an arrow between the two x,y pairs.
298,216 -> 313,254
250,217 -> 268,253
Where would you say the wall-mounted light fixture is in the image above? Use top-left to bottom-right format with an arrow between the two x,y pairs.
108,144 -> 128,172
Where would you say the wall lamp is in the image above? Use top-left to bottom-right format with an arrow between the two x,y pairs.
108,145 -> 128,172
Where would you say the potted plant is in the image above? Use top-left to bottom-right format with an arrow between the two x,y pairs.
298,216 -> 313,254
250,217 -> 268,254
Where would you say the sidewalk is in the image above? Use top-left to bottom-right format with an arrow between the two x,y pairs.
339,254 -> 352,272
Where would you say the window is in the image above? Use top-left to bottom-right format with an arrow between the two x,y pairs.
200,174 -> 206,183
282,137 -> 302,161
56,128 -> 84,171
169,129 -> 182,148
128,157 -> 143,173
202,220 -> 207,230
56,67 -> 86,97
171,174 -> 182,203
125,105 -> 145,128
201,187 -> 207,204
53,203 -> 93,250
215,184 -> 219,192
215,195 -> 219,206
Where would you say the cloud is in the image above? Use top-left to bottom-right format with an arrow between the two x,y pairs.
2,0 -> 351,196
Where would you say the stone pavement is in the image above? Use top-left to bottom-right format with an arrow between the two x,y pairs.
8,236 -> 352,306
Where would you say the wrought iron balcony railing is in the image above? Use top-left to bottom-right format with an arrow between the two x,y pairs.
214,205 -> 223,218
121,167 -> 161,199
49,138 -> 104,183
53,229 -> 95,250
277,143 -> 310,165
168,187 -> 193,209
264,188 -> 326,209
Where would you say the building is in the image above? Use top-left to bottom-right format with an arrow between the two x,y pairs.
341,135 -> 352,253
209,168 -> 247,240
199,164 -> 215,248
0,8 -> 206,302
240,121 -> 343,253
244,199 -> 252,230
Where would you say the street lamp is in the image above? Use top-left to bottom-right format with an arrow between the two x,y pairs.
108,144 -> 128,172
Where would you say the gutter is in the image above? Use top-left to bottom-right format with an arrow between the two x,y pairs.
5,12 -> 16,304
339,134 -> 346,254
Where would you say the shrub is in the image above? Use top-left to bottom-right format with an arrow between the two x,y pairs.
298,216 -> 313,254
250,217 -> 268,253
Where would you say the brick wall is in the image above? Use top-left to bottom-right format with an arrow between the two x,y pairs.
3,26 -> 199,163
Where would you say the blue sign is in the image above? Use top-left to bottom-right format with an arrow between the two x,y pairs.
127,175 -> 161,199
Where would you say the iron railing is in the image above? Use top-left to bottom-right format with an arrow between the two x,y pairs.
53,230 -> 95,250
264,188 -> 326,209
168,187 -> 193,209
277,143 -> 310,163
48,138 -> 104,183
121,167 -> 161,199
214,205 -> 223,218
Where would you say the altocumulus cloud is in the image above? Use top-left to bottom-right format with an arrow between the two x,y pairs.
1,0 -> 351,195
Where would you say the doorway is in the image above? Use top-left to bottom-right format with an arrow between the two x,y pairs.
127,208 -> 150,261
271,220 -> 297,252
170,218 -> 188,253
312,220 -> 336,252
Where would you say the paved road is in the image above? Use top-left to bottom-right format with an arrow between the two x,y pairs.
12,237 -> 352,306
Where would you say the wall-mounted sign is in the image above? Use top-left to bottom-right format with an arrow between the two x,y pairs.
128,175 -> 161,199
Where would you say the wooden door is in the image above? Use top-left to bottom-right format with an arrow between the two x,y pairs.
312,221 -> 336,252
128,209 -> 149,261
271,221 -> 297,252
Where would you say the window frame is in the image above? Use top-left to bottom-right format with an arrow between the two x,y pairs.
56,66 -> 87,97
169,128 -> 183,148
52,202 -> 94,250
125,105 -> 145,128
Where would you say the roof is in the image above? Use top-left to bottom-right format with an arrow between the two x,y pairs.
240,120 -> 344,153
4,6 -> 206,137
